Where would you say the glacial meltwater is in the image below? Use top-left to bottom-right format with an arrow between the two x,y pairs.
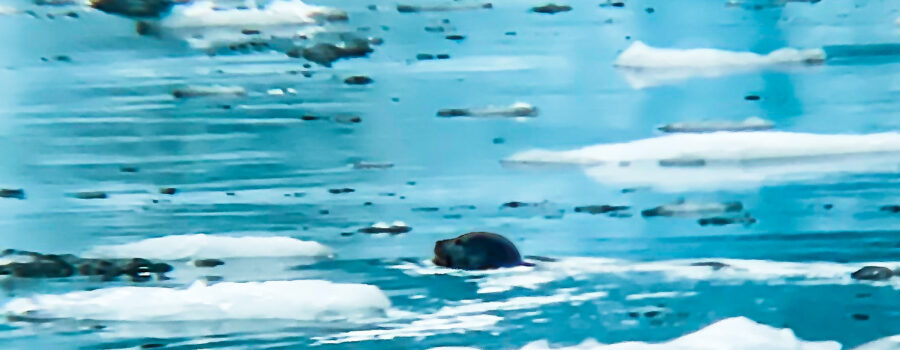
1,0 -> 900,349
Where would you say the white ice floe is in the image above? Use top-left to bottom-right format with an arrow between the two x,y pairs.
615,41 -> 825,69
160,0 -> 343,29
373,221 -> 408,228
505,131 -> 900,191
426,317 -> 839,349
393,258 -> 900,294
855,335 -> 900,350
2,280 -> 389,321
518,317 -> 840,350
658,117 -> 774,133
614,41 -> 825,88
474,102 -> 538,118
266,88 -> 297,96
136,0 -> 342,49
85,234 -> 333,260
508,132 -> 900,165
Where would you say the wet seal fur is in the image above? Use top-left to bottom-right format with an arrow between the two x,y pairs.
433,232 -> 530,270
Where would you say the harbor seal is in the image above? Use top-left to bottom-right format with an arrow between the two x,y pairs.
432,232 -> 527,270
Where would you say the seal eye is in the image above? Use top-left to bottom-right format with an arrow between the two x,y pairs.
454,239 -> 462,245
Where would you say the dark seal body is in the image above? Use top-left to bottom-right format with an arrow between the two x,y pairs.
851,266 -> 893,281
433,232 -> 524,270
90,0 -> 187,19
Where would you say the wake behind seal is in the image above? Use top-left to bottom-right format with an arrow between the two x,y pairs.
432,232 -> 531,270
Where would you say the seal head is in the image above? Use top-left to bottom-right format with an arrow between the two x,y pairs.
433,232 -> 524,270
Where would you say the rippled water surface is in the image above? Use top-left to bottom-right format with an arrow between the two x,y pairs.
2,0 -> 900,349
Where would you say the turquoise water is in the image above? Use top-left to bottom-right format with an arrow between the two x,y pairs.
2,0 -> 900,349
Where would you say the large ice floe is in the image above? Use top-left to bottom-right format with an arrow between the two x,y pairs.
855,335 -> 900,350
504,131 -> 900,191
2,280 -> 390,321
615,41 -> 826,69
426,316 -> 900,349
427,317 -> 839,349
614,41 -> 825,88
420,319 -> 900,350
85,234 -> 334,260
156,0 -> 345,28
128,0 -> 349,50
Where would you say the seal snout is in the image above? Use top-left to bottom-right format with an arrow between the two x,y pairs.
432,239 -> 451,267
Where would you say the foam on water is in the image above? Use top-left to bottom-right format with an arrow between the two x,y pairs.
85,234 -> 334,260
316,315 -> 502,345
517,317 -> 840,349
624,291 -> 697,301
316,290 -> 607,344
1,280 -> 390,321
506,132 -> 900,190
393,258 -> 900,294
